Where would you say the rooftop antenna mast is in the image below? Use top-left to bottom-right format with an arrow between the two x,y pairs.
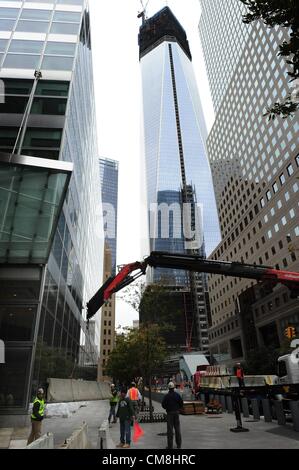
137,0 -> 150,25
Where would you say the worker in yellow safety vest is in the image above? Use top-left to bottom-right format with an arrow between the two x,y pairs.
27,388 -> 45,445
126,382 -> 142,419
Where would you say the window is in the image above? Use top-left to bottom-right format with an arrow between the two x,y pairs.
0,7 -> 19,19
23,128 -> 62,148
53,11 -> 81,22
3,54 -> 40,69
287,164 -> 294,176
16,21 -> 49,33
0,39 -> 8,52
0,19 -> 16,30
272,182 -> 278,193
35,81 -> 69,97
50,22 -> 80,35
45,42 -> 76,56
42,56 -> 74,71
266,190 -> 272,201
20,9 -> 52,21
32,97 -> 67,115
9,40 -> 44,54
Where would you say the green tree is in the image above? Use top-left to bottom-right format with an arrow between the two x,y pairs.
105,323 -> 169,421
105,328 -> 140,384
132,323 -> 169,421
240,0 -> 299,119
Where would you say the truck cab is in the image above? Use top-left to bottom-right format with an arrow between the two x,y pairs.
278,353 -> 299,384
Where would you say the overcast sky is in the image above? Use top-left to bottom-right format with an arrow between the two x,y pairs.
89,0 -> 215,328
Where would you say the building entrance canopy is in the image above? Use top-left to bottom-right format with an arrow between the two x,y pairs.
0,152 -> 72,264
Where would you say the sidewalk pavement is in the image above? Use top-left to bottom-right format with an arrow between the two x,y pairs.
109,400 -> 299,450
2,399 -> 299,449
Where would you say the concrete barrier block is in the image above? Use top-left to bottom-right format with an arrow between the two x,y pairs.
98,419 -> 115,449
61,422 -> 89,449
26,433 -> 54,449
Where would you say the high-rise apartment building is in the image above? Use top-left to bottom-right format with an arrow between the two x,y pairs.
0,0 -> 103,423
199,0 -> 299,364
139,7 -> 221,352
98,158 -> 118,380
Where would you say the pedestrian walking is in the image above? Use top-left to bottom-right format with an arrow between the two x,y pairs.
108,389 -> 119,425
162,382 -> 183,449
116,388 -> 135,448
126,382 -> 141,420
27,388 -> 45,445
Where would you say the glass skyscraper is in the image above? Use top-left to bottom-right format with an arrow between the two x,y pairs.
98,157 -> 118,380
139,7 -> 220,352
0,0 -> 103,423
99,158 -> 119,275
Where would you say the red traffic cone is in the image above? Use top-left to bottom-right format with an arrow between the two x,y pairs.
133,422 -> 144,443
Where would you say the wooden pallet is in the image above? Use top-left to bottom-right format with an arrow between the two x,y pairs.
180,401 -> 205,415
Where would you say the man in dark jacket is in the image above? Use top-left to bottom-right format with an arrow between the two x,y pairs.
27,388 -> 45,445
116,388 -> 135,448
162,382 -> 183,449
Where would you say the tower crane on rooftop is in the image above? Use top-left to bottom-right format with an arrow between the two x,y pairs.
137,0 -> 150,25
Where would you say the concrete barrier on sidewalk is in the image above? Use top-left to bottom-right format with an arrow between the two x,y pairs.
26,433 -> 54,449
60,422 -> 89,449
97,419 -> 116,449
47,379 -> 110,403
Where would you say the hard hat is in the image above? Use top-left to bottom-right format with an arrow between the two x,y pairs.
168,382 -> 175,389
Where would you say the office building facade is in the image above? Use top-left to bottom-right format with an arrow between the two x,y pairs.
139,7 -> 221,352
0,0 -> 103,422
199,0 -> 299,364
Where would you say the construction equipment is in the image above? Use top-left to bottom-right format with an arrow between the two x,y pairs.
87,251 -> 299,320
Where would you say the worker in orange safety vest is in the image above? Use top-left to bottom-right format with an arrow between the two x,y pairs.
126,382 -> 142,419
235,363 -> 245,387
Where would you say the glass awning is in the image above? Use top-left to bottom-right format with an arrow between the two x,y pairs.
0,152 -> 72,264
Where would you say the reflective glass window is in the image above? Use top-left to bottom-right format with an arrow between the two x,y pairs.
36,80 -> 69,97
42,55 -> 74,71
32,97 -> 67,115
9,40 -> 44,54
23,128 -> 62,148
0,8 -> 19,18
0,127 -> 18,146
0,19 -> 16,30
3,54 -> 40,69
0,39 -> 7,52
16,21 -> 49,33
0,305 -> 36,341
0,96 -> 28,113
45,41 -> 76,56
53,11 -> 81,22
20,9 -> 52,21
0,348 -> 32,407
2,79 -> 33,95
50,22 -> 79,34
